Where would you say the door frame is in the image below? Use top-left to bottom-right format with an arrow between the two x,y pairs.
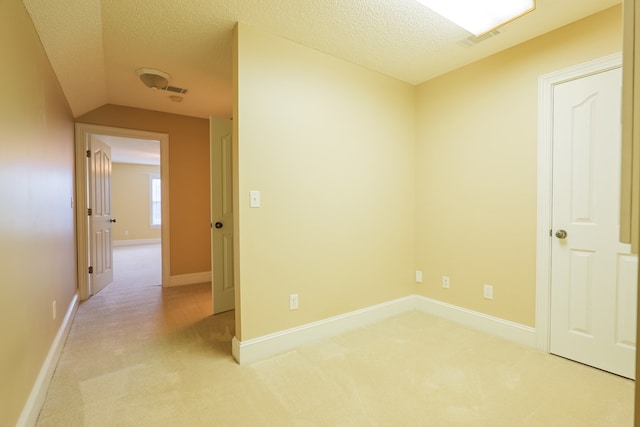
75,123 -> 170,300
535,52 -> 622,352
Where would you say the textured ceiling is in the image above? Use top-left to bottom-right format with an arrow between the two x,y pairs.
23,0 -> 620,119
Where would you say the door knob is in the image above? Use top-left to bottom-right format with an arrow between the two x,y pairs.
555,229 -> 567,239
214,222 -> 223,229
110,218 -> 117,223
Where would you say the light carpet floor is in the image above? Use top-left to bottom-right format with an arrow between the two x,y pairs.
110,243 -> 162,288
37,246 -> 634,426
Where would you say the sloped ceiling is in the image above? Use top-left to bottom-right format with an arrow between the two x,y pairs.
23,0 -> 620,119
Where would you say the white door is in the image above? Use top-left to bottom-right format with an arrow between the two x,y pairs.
210,117 -> 235,314
89,135 -> 114,295
550,67 -> 637,379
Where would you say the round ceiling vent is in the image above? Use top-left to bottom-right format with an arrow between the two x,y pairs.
136,68 -> 171,90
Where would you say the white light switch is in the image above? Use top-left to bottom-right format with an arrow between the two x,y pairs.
250,190 -> 261,208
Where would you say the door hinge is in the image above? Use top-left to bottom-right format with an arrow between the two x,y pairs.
87,208 -> 92,216
88,266 -> 93,274
86,149 -> 91,158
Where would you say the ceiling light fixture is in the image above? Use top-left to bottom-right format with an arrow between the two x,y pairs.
417,0 -> 535,37
136,68 -> 171,90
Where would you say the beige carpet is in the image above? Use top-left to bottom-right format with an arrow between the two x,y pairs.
37,247 -> 633,426
110,243 -> 162,288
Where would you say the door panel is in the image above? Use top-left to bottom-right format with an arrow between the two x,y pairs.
567,249 -> 593,337
89,136 -> 114,295
210,117 -> 234,314
550,67 -> 637,379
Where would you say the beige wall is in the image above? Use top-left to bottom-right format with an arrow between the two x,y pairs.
112,163 -> 162,241
235,23 -> 416,340
415,6 -> 622,327
0,1 -> 77,425
77,106 -> 211,276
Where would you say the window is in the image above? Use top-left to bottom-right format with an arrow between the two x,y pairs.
150,174 -> 161,227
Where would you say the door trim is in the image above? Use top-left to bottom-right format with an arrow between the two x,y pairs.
535,52 -> 622,352
75,123 -> 170,300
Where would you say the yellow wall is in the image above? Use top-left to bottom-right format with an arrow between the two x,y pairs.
77,106 -> 211,276
112,163 -> 162,241
414,6 -> 622,326
235,23 -> 416,340
0,1 -> 76,425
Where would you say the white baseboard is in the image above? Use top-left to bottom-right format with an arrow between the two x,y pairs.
412,295 -> 536,348
113,238 -> 161,247
17,293 -> 79,427
232,296 -> 415,365
167,271 -> 211,287
232,294 -> 536,365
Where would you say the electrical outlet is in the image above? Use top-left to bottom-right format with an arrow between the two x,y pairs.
442,276 -> 450,289
415,270 -> 423,283
484,284 -> 494,300
289,294 -> 299,310
52,301 -> 57,320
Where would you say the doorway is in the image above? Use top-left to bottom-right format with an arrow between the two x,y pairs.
99,134 -> 162,290
536,53 -> 637,379
75,124 -> 170,300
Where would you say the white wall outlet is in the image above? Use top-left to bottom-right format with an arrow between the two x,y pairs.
442,276 -> 450,289
52,300 -> 57,320
250,190 -> 261,208
124,230 -> 129,236
289,294 -> 299,310
415,270 -> 423,283
483,284 -> 494,300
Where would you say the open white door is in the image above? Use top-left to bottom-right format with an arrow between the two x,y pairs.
210,117 -> 234,314
89,135 -> 115,295
550,67 -> 637,379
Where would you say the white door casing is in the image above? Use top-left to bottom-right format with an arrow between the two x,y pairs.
210,116 -> 235,314
89,135 -> 114,295
537,54 -> 637,379
537,54 -> 620,350
75,123 -> 170,300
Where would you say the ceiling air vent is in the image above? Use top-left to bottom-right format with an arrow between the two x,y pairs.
457,29 -> 502,48
166,85 -> 188,94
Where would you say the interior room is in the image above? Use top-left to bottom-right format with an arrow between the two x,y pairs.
108,135 -> 163,288
2,0 -> 639,425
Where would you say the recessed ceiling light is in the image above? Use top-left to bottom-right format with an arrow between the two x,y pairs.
417,0 -> 535,37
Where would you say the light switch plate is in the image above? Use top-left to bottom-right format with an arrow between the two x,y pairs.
250,190 -> 261,208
